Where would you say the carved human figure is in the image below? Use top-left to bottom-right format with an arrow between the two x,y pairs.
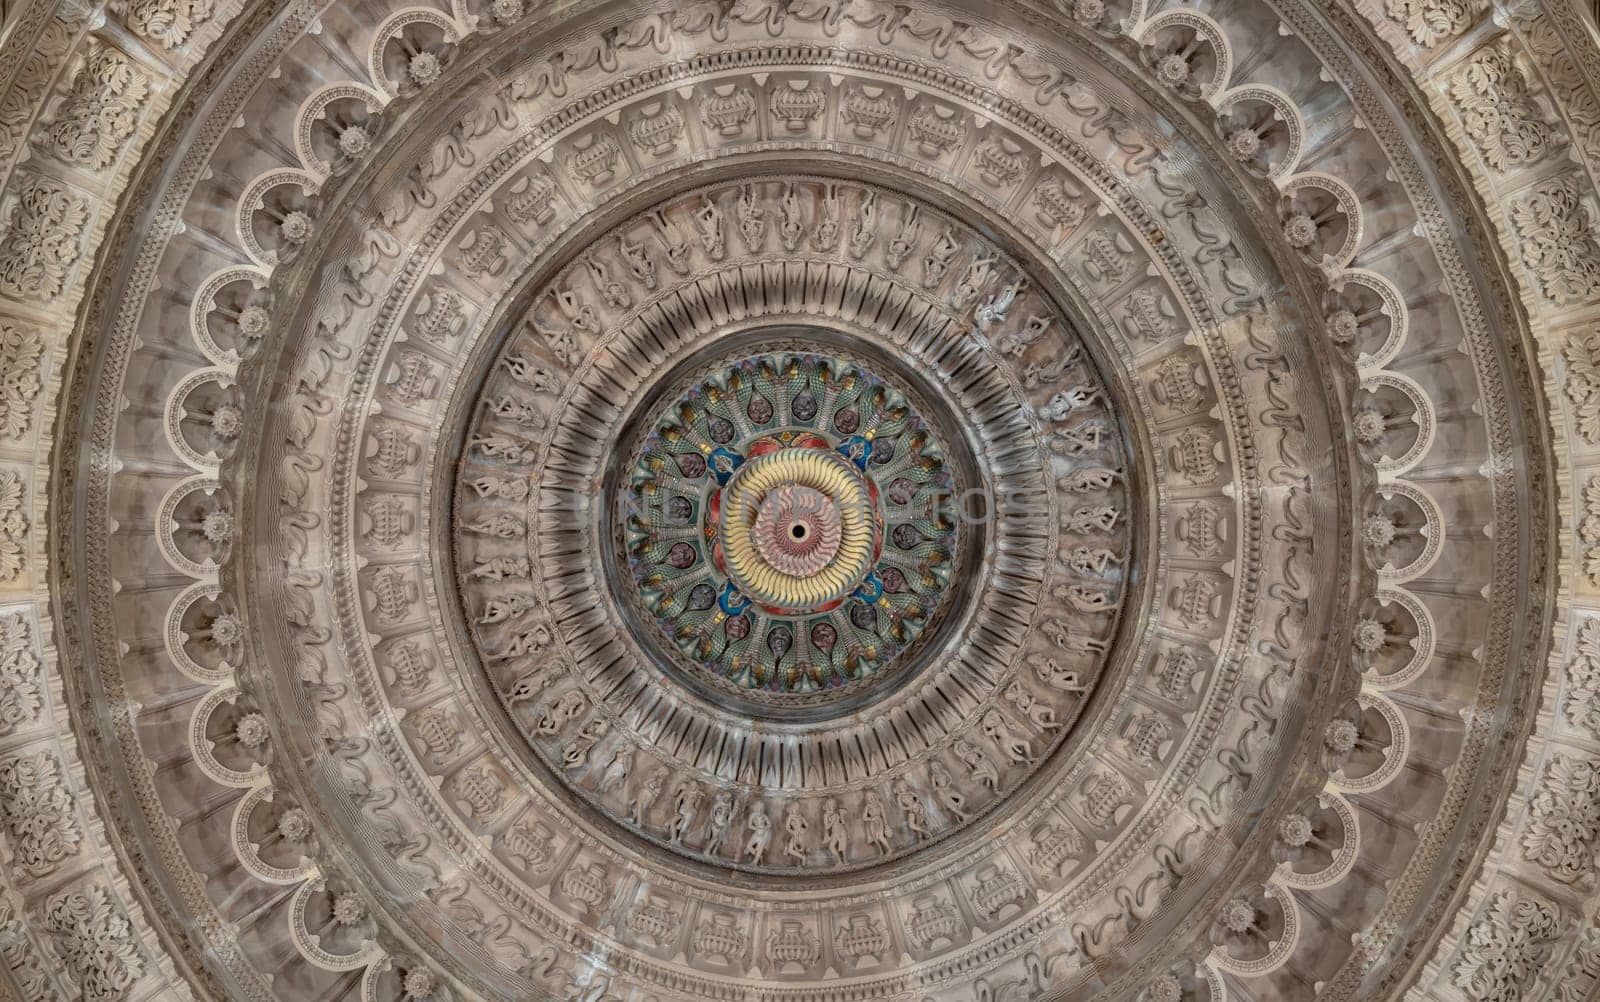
1058,467 -> 1121,493
975,279 -> 1020,330
894,781 -> 930,838
501,355 -> 558,393
1040,620 -> 1105,656
535,691 -> 586,736
736,184 -> 765,250
1030,653 -> 1090,693
1059,584 -> 1115,614
649,209 -> 693,275
561,719 -> 605,769
1050,420 -> 1109,455
1062,545 -> 1121,576
467,550 -> 531,582
617,233 -> 656,289
1064,505 -> 1122,534
783,802 -> 809,863
705,791 -> 735,854
886,205 -> 922,270
849,189 -> 878,258
862,791 -> 893,854
478,593 -> 538,624
694,196 -> 725,259
669,782 -> 702,844
954,739 -> 1001,790
629,765 -> 669,826
462,510 -> 528,538
505,664 -> 551,704
923,227 -> 962,288
779,183 -> 804,250
1005,682 -> 1061,731
823,799 -> 849,863
551,287 -> 597,333
1025,352 -> 1079,389
597,745 -> 631,795
953,254 -> 998,308
744,803 -> 773,864
814,188 -> 841,248
1043,383 -> 1106,420
930,759 -> 969,821
983,710 -> 1035,765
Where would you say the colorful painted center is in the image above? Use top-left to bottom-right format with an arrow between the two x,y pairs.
622,351 -> 960,695
718,445 -> 877,611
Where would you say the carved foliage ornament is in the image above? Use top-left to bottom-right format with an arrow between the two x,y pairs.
0,322 -> 45,441
39,885 -> 145,1001
1580,474 -> 1600,587
0,470 -> 27,582
0,750 -> 80,878
0,177 -> 88,303
1565,619 -> 1600,738
45,44 -> 148,169
1386,0 -> 1475,47
1451,44 -> 1551,173
1511,177 -> 1600,305
125,0 -> 213,48
1564,329 -> 1600,445
0,613 -> 40,733
1522,753 -> 1600,884
1452,892 -> 1564,1001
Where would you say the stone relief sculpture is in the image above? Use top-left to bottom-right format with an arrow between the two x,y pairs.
0,0 -> 1592,997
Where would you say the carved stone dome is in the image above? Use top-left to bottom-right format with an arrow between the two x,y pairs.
1,0 -> 1597,999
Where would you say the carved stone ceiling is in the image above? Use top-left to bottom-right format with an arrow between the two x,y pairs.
0,0 -> 1597,998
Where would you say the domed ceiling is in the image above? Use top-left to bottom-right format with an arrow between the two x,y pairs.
0,0 -> 1596,998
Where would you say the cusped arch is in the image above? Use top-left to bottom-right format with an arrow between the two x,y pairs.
294,82 -> 388,178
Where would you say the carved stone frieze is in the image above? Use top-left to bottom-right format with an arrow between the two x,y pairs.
2,0 -> 1580,996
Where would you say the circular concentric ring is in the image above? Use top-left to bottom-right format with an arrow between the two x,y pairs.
623,349 -> 960,697
445,177 -> 1139,878
717,446 -> 876,610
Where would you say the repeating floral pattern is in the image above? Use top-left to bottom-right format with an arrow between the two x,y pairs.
44,44 -> 148,169
1386,0 -> 1474,47
1580,475 -> 1600,588
0,177 -> 88,302
125,0 -> 213,48
624,351 -> 958,693
1511,178 -> 1600,305
0,613 -> 41,735
40,886 -> 144,1001
1523,754 -> 1600,885
1453,892 -> 1564,1001
1565,619 -> 1600,738
0,751 -> 80,879
1564,331 -> 1600,445
1452,44 -> 1551,173
0,471 -> 26,583
0,323 -> 45,441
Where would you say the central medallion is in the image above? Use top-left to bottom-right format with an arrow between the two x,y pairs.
715,443 -> 878,612
623,351 -> 959,696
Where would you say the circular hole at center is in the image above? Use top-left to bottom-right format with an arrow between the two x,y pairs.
790,523 -> 807,540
